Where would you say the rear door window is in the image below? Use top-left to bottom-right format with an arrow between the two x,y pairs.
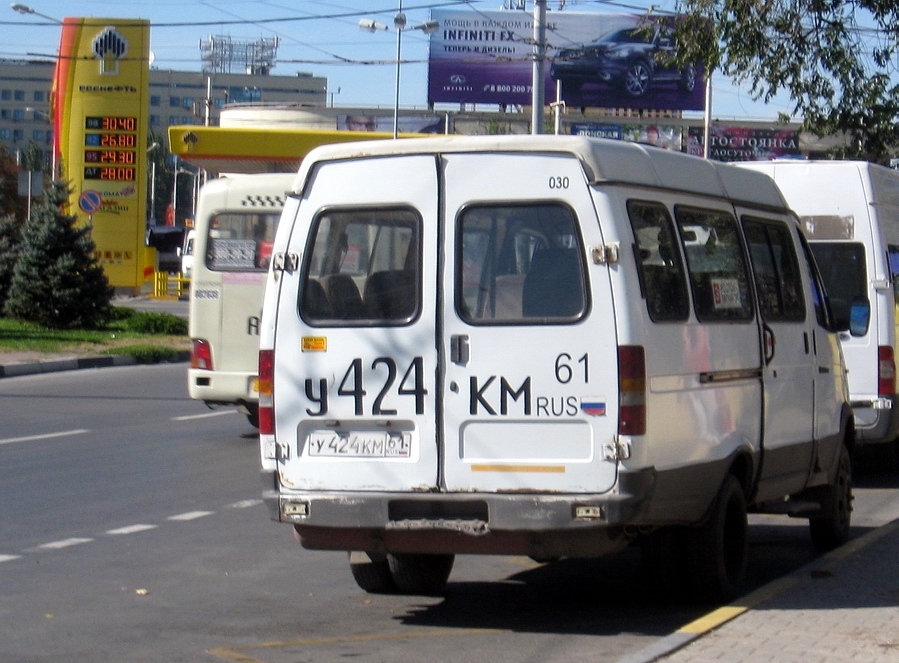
300,207 -> 421,325
456,203 -> 587,324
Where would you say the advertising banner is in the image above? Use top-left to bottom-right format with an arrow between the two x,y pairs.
428,10 -> 706,111
571,122 -> 683,150
687,126 -> 802,161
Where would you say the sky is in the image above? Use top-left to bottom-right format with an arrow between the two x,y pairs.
0,0 -> 799,121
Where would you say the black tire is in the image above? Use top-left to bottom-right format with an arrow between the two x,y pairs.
348,551 -> 396,594
687,475 -> 748,604
623,61 -> 652,97
245,404 -> 259,428
810,444 -> 853,552
387,553 -> 455,595
680,64 -> 697,93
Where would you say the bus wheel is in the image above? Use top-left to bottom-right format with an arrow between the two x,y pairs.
810,444 -> 853,552
348,551 -> 396,594
687,475 -> 748,603
388,553 -> 455,595
245,404 -> 259,428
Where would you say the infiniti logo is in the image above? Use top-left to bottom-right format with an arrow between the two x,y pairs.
449,74 -> 466,84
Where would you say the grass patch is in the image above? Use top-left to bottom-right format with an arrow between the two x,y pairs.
0,307 -> 190,360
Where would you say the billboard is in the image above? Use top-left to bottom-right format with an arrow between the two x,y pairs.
428,10 -> 706,111
687,126 -> 802,161
53,18 -> 153,289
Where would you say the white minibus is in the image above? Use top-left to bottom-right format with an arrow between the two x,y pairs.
188,173 -> 295,426
258,136 -> 857,602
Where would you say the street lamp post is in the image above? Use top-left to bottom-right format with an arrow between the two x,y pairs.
360,3 -> 439,139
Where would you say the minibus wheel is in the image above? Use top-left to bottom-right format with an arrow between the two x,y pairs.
687,475 -> 748,603
348,551 -> 396,594
388,553 -> 455,595
809,444 -> 853,552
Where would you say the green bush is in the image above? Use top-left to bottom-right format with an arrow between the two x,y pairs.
105,344 -> 187,364
120,311 -> 187,335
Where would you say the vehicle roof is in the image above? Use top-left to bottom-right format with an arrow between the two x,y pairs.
290,135 -> 789,211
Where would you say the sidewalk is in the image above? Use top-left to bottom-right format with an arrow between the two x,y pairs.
619,518 -> 899,663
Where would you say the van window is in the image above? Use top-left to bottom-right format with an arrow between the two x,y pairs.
675,206 -> 753,322
457,203 -> 586,324
301,208 -> 420,325
206,212 -> 278,271
627,200 -> 689,321
742,218 -> 806,322
808,243 -> 866,327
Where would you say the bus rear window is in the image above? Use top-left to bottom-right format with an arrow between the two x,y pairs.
206,212 -> 278,271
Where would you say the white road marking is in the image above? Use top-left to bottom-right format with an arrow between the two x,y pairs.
106,524 -> 158,535
37,538 -> 93,550
228,499 -> 263,509
167,511 -> 214,521
0,555 -> 22,563
172,411 -> 236,421
0,429 -> 90,446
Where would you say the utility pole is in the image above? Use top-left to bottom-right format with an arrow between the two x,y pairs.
531,0 -> 547,134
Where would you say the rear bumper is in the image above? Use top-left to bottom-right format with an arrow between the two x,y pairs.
851,394 -> 899,446
188,368 -> 258,406
261,468 -> 657,557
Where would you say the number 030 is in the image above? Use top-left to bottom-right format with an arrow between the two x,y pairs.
549,176 -> 569,189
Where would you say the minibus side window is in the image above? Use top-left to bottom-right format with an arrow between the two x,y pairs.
742,217 -> 806,323
675,206 -> 753,322
626,200 -> 689,322
457,203 -> 587,324
300,207 -> 421,326
206,212 -> 278,271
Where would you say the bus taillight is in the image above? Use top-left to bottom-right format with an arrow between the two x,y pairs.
191,339 -> 213,370
618,345 -> 646,435
879,345 -> 895,396
258,349 -> 274,435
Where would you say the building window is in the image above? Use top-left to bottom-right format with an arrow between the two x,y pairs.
33,90 -> 44,102
168,115 -> 178,125
1,90 -> 10,100
182,98 -> 193,109
13,109 -> 24,121
32,129 -> 44,140
13,129 -> 23,141
150,95 -> 161,106
169,96 -> 180,107
0,109 -> 9,120
0,128 -> 10,140
14,90 -> 24,101
150,115 -> 160,126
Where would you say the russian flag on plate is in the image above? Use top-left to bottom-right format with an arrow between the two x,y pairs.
580,397 -> 606,416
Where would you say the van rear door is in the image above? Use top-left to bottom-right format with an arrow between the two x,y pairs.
440,152 -> 619,494
273,154 -> 441,492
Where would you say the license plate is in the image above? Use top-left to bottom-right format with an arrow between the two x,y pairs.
307,431 -> 411,458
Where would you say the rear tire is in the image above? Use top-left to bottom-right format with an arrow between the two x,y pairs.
388,553 -> 455,595
245,404 -> 259,428
687,475 -> 748,604
809,444 -> 853,551
348,551 -> 396,594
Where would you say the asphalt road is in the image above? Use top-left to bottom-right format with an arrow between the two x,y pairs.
1,364 -> 897,663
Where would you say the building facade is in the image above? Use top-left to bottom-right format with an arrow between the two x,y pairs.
0,59 -> 327,167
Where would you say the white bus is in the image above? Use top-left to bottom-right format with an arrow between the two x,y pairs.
188,173 -> 295,426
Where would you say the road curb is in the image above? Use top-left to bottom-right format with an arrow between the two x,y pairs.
0,352 -> 189,379
614,518 -> 899,663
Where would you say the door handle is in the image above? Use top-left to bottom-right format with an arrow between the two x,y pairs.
451,334 -> 470,365
762,324 -> 775,365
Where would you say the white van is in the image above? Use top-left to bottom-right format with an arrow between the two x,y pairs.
188,173 -> 294,426
258,136 -> 856,602
180,229 -> 195,278
739,161 -> 899,456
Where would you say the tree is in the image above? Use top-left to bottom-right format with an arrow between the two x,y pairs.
4,179 -> 112,329
666,0 -> 899,163
0,214 -> 20,310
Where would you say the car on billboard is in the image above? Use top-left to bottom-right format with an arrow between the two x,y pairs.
550,26 -> 697,98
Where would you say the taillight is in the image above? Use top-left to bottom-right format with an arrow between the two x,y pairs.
191,339 -> 213,370
618,345 -> 646,435
258,349 -> 274,435
879,345 -> 895,396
